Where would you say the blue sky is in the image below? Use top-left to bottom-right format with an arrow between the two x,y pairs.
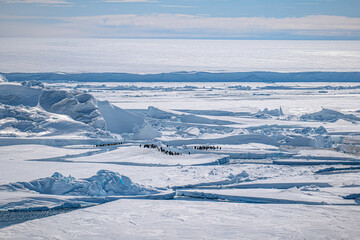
0,0 -> 359,39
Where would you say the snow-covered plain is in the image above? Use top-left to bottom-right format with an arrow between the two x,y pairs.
0,79 -> 360,239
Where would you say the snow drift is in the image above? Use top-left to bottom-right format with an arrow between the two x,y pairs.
147,106 -> 235,125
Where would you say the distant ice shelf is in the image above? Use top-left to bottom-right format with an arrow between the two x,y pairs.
1,71 -> 360,82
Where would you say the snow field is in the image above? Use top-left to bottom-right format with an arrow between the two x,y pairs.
0,80 -> 360,239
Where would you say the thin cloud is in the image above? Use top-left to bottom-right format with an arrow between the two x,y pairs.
68,14 -> 360,31
296,2 -> 321,5
1,0 -> 71,4
160,5 -> 197,8
103,0 -> 158,3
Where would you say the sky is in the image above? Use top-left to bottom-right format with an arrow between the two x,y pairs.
0,0 -> 359,39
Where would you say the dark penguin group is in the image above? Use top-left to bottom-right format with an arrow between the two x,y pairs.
95,142 -> 123,147
193,145 -> 221,150
95,142 -> 221,154
140,144 -> 182,156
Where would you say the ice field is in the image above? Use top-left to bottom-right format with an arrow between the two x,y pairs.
0,78 -> 360,239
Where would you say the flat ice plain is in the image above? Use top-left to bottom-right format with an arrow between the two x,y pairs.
0,39 -> 360,239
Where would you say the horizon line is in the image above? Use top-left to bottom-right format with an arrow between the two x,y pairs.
1,37 -> 360,41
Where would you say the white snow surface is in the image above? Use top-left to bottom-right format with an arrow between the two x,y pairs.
1,81 -> 360,239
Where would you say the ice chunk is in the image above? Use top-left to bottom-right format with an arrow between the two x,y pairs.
315,126 -> 327,134
0,74 -> 8,82
300,108 -> 360,122
0,84 -> 149,135
0,170 -> 158,197
97,100 -> 146,134
227,171 -> 249,183
314,135 -> 333,148
228,85 -> 251,90
39,90 -> 106,130
0,84 -> 42,107
255,107 -> 284,119
147,106 -> 173,119
0,103 -> 112,138
133,123 -> 161,140
21,80 -> 45,88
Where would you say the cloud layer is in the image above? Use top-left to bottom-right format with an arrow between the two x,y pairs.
1,14 -> 360,39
